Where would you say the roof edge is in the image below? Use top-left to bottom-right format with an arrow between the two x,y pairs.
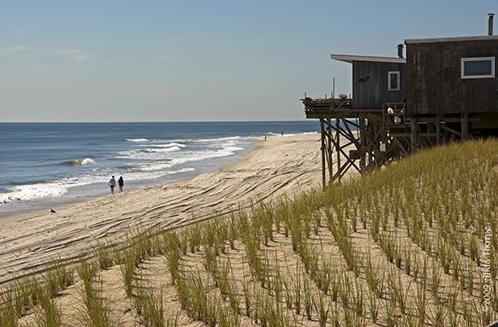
330,53 -> 406,64
405,35 -> 498,44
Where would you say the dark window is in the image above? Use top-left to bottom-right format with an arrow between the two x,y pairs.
464,60 -> 492,75
461,57 -> 495,78
390,73 -> 398,89
388,71 -> 400,91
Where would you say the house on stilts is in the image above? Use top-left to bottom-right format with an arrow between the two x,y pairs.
304,13 -> 498,187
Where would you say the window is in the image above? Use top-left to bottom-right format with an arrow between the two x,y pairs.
388,71 -> 400,91
461,57 -> 495,79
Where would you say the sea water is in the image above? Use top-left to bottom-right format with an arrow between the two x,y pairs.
0,121 -> 318,217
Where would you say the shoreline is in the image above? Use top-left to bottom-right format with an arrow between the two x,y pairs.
0,134 -> 323,285
0,139 -> 258,222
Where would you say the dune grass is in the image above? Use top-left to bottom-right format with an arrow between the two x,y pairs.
0,262 -> 74,326
1,139 -> 497,326
159,140 -> 498,326
33,288 -> 62,327
77,260 -> 116,327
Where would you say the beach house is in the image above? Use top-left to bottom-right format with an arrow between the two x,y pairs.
406,34 -> 498,138
331,50 -> 406,110
304,13 -> 498,186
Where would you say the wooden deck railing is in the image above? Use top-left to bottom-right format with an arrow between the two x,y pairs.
302,97 -> 353,111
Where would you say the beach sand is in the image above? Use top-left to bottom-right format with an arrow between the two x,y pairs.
0,134 -> 326,285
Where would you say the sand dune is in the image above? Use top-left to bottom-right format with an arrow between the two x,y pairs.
0,134 -> 328,285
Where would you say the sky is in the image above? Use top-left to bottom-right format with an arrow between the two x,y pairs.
0,1 -> 497,122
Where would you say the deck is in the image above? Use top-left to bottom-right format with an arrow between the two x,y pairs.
302,97 -> 382,119
302,97 -> 411,187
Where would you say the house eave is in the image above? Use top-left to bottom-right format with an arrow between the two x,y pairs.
330,53 -> 406,64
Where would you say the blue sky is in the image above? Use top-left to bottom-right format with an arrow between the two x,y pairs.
0,1 -> 497,122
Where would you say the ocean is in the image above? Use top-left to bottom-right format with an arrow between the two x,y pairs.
0,121 -> 319,218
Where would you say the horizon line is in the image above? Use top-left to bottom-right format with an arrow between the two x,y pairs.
0,119 -> 311,124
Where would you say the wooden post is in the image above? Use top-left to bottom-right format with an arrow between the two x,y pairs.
461,113 -> 469,141
410,117 -> 417,152
319,119 -> 326,189
359,118 -> 366,170
326,119 -> 333,183
435,115 -> 441,145
373,120 -> 382,165
335,118 -> 341,182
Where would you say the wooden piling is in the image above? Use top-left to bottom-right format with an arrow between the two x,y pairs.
435,115 -> 441,145
461,113 -> 469,140
335,118 -> 340,183
326,119 -> 333,183
319,119 -> 326,189
359,118 -> 366,170
410,118 -> 417,151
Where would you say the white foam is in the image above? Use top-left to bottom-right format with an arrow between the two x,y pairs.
172,138 -> 246,165
81,158 -> 96,165
0,165 -> 198,205
0,175 -> 100,205
125,138 -> 149,143
139,162 -> 173,172
139,146 -> 182,154
170,146 -> 243,165
66,158 -> 97,166
118,145 -> 182,160
197,136 -> 243,142
121,137 -> 246,164
161,136 -> 251,144
0,182 -> 67,204
0,134 -> 252,206
140,142 -> 186,148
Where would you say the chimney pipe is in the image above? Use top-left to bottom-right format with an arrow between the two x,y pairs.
488,13 -> 494,36
397,44 -> 404,58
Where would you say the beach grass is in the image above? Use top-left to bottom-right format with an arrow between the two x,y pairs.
1,139 -> 497,326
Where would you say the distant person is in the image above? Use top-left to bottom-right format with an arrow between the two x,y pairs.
281,132 -> 284,136
118,176 -> 124,192
108,176 -> 116,194
264,135 -> 267,142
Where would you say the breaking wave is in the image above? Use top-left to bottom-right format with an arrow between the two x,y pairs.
0,166 -> 196,205
125,138 -> 149,143
136,146 -> 182,154
143,142 -> 186,148
65,158 -> 96,166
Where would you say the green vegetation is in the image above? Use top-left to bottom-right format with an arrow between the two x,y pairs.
0,263 -> 74,326
78,260 -> 115,327
33,288 -> 62,327
1,139 -> 497,326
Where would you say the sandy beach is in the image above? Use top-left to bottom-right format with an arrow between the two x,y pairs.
0,134 -> 323,285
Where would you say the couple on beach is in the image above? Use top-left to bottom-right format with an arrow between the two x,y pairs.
108,176 -> 124,194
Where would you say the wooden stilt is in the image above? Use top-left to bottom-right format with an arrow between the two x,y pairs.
319,119 -> 326,189
410,118 -> 417,151
304,100 -> 404,186
335,118 -> 341,183
435,115 -> 441,145
359,118 -> 366,170
326,119 -> 333,183
461,113 -> 469,141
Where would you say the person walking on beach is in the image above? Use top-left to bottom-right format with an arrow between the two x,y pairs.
108,176 -> 116,194
118,176 -> 124,193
